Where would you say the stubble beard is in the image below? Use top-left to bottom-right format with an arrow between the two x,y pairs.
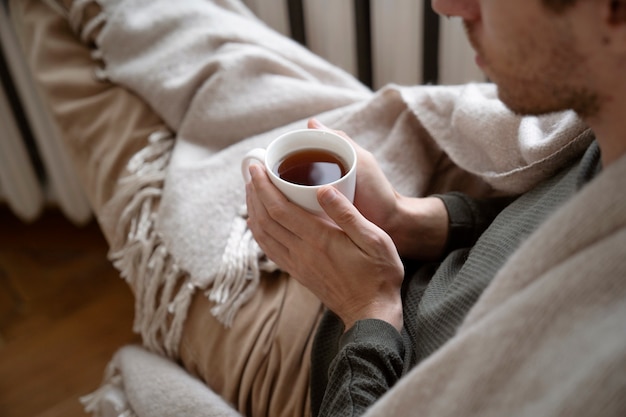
495,73 -> 601,119
463,20 -> 601,119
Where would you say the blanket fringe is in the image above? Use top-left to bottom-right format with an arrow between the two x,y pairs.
69,0 -> 110,80
107,128 -> 272,358
68,0 -> 102,41
80,358 -> 138,417
108,130 -> 193,358
209,207 -> 277,327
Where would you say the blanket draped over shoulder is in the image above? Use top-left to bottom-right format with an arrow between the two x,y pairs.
60,0 -> 625,416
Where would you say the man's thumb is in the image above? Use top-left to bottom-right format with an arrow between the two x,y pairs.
318,186 -> 365,240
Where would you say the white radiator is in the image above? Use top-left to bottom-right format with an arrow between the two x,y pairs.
0,0 -> 484,224
0,0 -> 92,224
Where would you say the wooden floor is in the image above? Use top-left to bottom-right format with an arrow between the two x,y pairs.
0,207 -> 139,417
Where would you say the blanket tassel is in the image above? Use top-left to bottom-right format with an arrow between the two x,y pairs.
79,358 -> 138,417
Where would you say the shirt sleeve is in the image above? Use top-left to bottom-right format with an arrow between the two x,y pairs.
314,319 -> 405,417
435,192 -> 514,254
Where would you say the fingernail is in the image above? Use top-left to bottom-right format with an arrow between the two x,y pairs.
319,187 -> 338,205
249,164 -> 260,179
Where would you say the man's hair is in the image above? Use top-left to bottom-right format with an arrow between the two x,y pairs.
542,0 -> 578,12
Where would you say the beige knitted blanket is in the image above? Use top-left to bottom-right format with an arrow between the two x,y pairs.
66,0 -> 626,416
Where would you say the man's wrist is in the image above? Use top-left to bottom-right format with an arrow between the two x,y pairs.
387,195 -> 449,260
341,295 -> 404,333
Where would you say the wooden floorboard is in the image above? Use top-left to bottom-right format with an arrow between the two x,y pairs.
0,207 -> 139,417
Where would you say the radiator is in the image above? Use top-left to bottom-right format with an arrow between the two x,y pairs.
0,0 -> 484,224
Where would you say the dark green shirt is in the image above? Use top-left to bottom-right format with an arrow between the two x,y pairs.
310,142 -> 602,417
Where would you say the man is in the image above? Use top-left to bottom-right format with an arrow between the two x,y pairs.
246,0 -> 626,416
11,0 -> 624,415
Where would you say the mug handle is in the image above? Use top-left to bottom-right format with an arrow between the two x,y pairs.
241,148 -> 267,183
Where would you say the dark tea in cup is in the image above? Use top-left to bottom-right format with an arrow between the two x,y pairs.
274,148 -> 349,186
241,128 -> 357,213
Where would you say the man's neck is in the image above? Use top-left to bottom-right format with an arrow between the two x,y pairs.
583,95 -> 626,167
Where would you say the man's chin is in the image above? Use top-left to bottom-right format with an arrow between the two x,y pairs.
497,87 -> 565,117
496,84 -> 599,119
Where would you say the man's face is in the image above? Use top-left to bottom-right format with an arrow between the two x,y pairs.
432,0 -> 599,117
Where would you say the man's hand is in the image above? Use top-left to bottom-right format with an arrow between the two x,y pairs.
308,119 -> 449,260
246,164 -> 404,332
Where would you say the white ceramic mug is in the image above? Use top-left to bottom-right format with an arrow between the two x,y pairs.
242,129 -> 357,214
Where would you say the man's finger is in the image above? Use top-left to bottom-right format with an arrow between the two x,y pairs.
317,186 -> 388,252
249,163 -> 331,239
247,166 -> 301,246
